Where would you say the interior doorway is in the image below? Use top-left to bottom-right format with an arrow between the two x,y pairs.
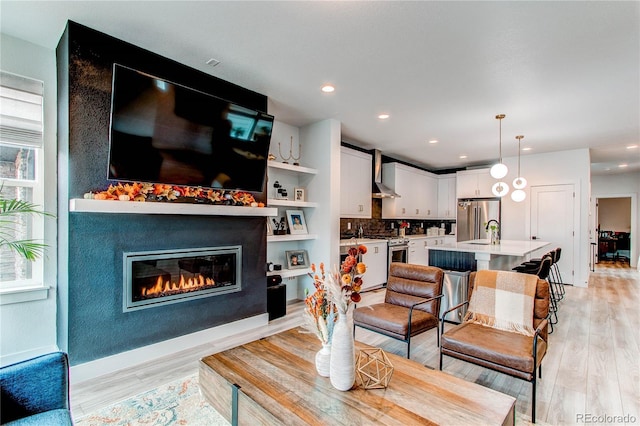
596,197 -> 632,265
530,184 -> 577,285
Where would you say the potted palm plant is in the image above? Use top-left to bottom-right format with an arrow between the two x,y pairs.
0,194 -> 53,261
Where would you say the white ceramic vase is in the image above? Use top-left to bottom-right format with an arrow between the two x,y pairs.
329,311 -> 355,391
315,343 -> 331,377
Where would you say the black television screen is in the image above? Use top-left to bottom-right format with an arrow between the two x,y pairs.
108,64 -> 274,193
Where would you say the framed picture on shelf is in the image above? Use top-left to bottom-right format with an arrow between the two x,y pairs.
266,217 -> 274,236
294,187 -> 305,202
285,249 -> 309,270
286,209 -> 308,234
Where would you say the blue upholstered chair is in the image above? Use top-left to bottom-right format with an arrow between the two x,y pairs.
0,352 -> 73,425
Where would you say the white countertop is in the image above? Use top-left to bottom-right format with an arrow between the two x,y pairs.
339,238 -> 388,246
405,234 -> 455,239
431,239 -> 551,257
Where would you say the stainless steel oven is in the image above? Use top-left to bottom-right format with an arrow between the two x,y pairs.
388,238 -> 409,265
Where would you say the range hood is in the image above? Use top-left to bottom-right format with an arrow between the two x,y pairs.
372,149 -> 401,198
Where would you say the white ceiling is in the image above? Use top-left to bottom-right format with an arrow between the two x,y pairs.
2,1 -> 638,175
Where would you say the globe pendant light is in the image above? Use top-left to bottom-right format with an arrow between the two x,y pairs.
492,181 -> 510,197
490,114 -> 508,179
511,134 -> 527,202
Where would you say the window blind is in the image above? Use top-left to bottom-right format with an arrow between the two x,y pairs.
0,70 -> 44,148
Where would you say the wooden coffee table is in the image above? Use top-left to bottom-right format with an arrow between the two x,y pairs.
199,327 -> 515,425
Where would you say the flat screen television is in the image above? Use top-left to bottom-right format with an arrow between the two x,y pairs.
108,64 -> 274,193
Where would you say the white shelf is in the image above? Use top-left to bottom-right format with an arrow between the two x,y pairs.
267,234 -> 318,242
267,268 -> 310,278
69,198 -> 278,217
268,162 -> 318,175
267,199 -> 319,208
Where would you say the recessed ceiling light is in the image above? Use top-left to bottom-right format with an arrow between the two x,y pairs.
619,164 -> 628,168
627,144 -> 638,149
321,84 -> 335,93
428,139 -> 438,144
205,58 -> 220,67
522,147 -> 532,151
459,155 -> 467,159
378,114 -> 390,120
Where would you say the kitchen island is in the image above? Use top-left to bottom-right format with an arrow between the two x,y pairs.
429,239 -> 551,271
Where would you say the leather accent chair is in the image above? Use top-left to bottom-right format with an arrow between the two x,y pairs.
353,263 -> 444,359
439,272 -> 550,423
0,352 -> 72,425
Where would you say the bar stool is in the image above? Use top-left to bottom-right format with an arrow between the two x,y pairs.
552,248 -> 565,299
513,254 -> 557,333
515,249 -> 563,305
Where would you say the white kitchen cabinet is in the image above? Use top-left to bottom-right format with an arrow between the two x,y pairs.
361,241 -> 388,290
340,147 -> 372,218
408,237 -> 429,266
382,163 -> 437,219
456,168 -> 494,198
437,174 -> 457,219
423,174 -> 438,219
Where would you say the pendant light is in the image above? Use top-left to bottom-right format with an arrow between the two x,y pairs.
490,114 -> 508,179
492,181 -> 510,197
511,134 -> 527,202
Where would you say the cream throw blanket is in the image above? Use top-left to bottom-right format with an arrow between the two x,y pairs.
463,270 -> 537,336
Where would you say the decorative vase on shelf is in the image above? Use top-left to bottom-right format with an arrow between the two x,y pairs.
330,311 -> 355,391
315,343 -> 331,377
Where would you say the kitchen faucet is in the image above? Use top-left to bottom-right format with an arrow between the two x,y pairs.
485,219 -> 500,232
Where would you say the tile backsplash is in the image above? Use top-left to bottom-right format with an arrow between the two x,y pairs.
340,199 -> 455,238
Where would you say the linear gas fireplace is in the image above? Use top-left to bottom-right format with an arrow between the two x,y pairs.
123,246 -> 242,312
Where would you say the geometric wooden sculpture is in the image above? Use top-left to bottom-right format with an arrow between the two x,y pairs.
356,348 -> 394,389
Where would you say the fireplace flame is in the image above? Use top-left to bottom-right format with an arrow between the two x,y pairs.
141,274 -> 216,298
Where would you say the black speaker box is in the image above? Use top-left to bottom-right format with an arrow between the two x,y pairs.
267,283 -> 286,321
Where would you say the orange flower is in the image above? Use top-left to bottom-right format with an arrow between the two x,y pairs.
341,274 -> 352,285
356,262 -> 366,274
358,245 -> 367,255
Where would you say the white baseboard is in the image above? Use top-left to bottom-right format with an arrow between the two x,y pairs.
70,313 -> 268,383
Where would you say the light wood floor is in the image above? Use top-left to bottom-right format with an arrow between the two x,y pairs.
71,262 -> 639,424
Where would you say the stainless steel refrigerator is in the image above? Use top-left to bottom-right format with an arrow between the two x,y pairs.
456,198 -> 501,242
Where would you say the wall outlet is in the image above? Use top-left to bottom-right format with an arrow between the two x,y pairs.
347,222 -> 351,230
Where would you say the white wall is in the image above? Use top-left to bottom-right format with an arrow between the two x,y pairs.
499,149 -> 591,287
592,172 -> 639,269
0,34 -> 59,365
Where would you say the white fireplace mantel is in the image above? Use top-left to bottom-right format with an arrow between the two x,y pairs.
69,198 -> 278,217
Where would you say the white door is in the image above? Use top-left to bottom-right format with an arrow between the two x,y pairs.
530,184 -> 576,284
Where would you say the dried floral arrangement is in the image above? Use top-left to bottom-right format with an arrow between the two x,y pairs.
304,263 -> 337,345
83,182 -> 263,207
307,242 -> 367,318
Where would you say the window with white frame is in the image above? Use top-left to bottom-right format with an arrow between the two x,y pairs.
0,70 -> 45,289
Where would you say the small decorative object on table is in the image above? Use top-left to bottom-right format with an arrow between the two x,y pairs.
356,348 -> 394,389
303,263 -> 337,377
316,243 -> 367,391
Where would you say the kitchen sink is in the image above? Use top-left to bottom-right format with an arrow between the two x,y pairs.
467,242 -> 490,245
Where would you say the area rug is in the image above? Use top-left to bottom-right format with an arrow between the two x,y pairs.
75,373 -> 547,425
74,374 -> 229,426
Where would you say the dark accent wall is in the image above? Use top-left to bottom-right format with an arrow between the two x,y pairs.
57,21 -> 269,364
